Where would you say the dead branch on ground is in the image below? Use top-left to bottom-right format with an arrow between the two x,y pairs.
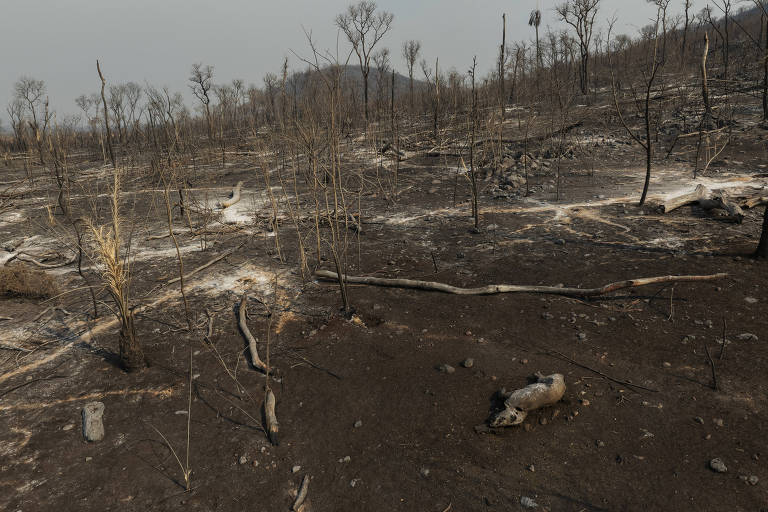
314,270 -> 727,298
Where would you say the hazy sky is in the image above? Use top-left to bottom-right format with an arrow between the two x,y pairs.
0,0 -> 705,126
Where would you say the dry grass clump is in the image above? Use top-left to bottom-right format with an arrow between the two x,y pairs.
0,263 -> 60,299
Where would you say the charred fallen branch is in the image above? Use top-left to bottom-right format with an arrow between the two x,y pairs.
238,294 -> 269,373
314,270 -> 727,298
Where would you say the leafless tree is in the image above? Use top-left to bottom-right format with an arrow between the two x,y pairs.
704,1 -> 732,81
14,76 -> 50,164
529,9 -> 543,68
6,99 -> 26,151
402,40 -> 421,112
189,63 -> 215,141
109,84 -> 127,144
556,0 -> 601,94
372,47 -> 390,119
609,1 -> 668,206
96,61 -> 116,167
335,1 -> 394,124
751,0 -> 768,121
681,0 -> 693,61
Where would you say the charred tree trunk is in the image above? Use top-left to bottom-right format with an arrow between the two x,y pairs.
763,17 -> 768,121
756,206 -> 768,259
97,60 -> 116,168
119,311 -> 145,371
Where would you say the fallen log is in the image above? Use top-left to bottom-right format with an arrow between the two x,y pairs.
220,181 -> 243,208
238,294 -> 269,373
490,373 -> 565,427
314,270 -> 727,298
658,184 -> 710,213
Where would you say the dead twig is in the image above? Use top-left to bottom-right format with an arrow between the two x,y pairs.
544,348 -> 659,393
702,341 -> 718,391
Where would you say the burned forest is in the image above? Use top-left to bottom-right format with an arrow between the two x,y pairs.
1,1 -> 767,510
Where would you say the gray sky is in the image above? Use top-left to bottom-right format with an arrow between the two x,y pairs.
0,0 -> 704,126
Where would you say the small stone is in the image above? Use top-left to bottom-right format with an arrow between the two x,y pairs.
291,465 -> 301,473
539,417 -> 548,425
239,455 -> 248,465
694,416 -> 704,424
252,461 -> 259,467
520,496 -> 539,508
736,333 -> 758,342
580,399 -> 590,406
350,478 -> 360,488
82,402 -> 105,442
554,239 -> 566,245
419,467 -> 430,477
527,464 -> 535,472
541,312 -> 553,320
713,418 -> 724,427
339,456 -> 351,463
576,333 -> 587,341
748,475 -> 759,485
437,363 -> 455,374
662,362 -> 672,368
354,420 -> 363,428
62,423 -> 75,431
462,358 -> 474,368
745,297 -> 758,304
85,456 -> 93,462
595,440 -> 605,447
709,458 -> 727,473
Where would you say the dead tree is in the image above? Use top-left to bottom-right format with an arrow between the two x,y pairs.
556,0 -> 601,95
14,76 -> 49,164
756,207 -> 768,259
96,61 -> 116,168
681,0 -> 692,63
609,3 -> 667,206
402,40 -> 421,113
753,1 -> 768,121
529,9 -> 543,68
335,1 -> 394,124
468,57 -> 479,229
189,63 -> 215,141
